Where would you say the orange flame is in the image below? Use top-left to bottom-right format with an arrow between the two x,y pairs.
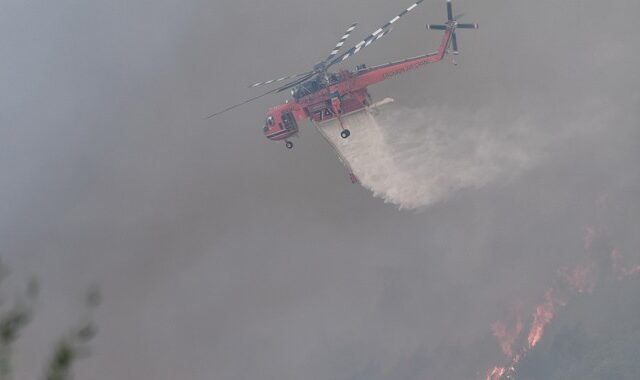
485,366 -> 506,380
481,211 -> 639,380
491,315 -> 523,358
527,288 -> 564,349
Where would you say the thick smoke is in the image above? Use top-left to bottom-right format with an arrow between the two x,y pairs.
1,0 -> 639,379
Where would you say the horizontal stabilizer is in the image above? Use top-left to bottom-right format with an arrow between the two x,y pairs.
371,97 -> 395,109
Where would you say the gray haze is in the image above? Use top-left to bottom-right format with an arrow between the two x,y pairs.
1,0 -> 639,379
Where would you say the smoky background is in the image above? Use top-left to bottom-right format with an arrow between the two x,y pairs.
1,0 -> 639,379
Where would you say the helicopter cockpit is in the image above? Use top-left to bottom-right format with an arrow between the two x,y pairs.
291,73 -> 344,100
291,79 -> 323,99
263,108 -> 299,148
263,115 -> 274,132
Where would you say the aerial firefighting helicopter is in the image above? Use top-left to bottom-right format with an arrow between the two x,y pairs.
207,0 -> 477,150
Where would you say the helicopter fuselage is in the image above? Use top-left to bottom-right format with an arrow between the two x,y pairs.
262,28 -> 453,143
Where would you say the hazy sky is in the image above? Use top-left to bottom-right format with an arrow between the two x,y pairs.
1,0 -> 639,379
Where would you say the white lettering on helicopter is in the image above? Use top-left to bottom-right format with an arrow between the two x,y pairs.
382,60 -> 430,79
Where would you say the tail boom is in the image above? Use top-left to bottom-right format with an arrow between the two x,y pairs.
350,0 -> 476,88
351,28 -> 453,88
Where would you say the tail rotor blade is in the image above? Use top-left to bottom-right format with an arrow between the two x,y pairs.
428,1 -> 478,56
427,24 -> 447,30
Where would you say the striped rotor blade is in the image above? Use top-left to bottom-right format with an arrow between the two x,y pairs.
427,24 -> 447,30
330,27 -> 392,66
447,0 -> 453,21
207,74 -> 314,119
323,23 -> 358,63
248,71 -> 313,88
371,0 -> 424,39
328,0 -> 425,67
457,23 -> 478,29
451,32 -> 458,52
275,72 -> 316,93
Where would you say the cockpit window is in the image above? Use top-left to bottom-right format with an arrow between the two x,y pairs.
266,116 -> 274,126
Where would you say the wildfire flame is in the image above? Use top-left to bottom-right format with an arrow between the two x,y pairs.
485,366 -> 505,380
527,288 -> 564,349
482,222 -> 639,380
491,314 -> 523,358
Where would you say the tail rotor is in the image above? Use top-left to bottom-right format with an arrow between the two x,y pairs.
427,0 -> 478,55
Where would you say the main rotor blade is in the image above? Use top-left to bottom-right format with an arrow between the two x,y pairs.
328,0 -> 425,67
329,28 -> 392,66
248,70 -> 313,89
275,72 -> 316,93
457,23 -> 478,29
322,23 -> 358,64
206,89 -> 281,119
207,73 -> 314,119
447,0 -> 453,21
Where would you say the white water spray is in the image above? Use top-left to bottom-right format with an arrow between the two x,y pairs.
316,106 -> 536,209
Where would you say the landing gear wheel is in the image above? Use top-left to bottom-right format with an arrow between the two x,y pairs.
340,129 -> 351,139
285,141 -> 293,149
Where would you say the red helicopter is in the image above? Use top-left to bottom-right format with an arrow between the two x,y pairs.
208,0 -> 477,150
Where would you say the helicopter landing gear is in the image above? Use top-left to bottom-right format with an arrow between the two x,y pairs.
285,140 -> 293,149
340,129 -> 351,139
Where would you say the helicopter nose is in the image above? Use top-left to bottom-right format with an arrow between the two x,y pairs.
263,124 -> 279,140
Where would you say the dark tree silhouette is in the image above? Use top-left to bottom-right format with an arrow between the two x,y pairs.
0,261 -> 99,380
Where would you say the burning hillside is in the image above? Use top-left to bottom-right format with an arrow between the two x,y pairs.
484,225 -> 640,380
